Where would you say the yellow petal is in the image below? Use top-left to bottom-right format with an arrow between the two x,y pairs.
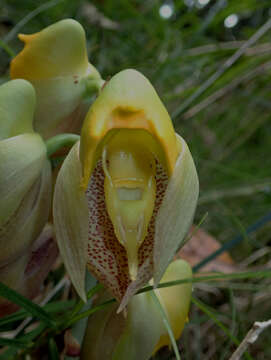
153,259 -> 192,353
80,69 -> 179,189
10,19 -> 88,80
53,141 -> 88,301
153,134 -> 199,285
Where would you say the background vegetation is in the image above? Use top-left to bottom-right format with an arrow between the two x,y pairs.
0,0 -> 271,359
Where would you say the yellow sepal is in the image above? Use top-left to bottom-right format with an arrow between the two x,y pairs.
153,259 -> 192,354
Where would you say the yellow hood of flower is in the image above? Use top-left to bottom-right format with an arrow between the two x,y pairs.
80,69 -> 179,189
10,19 -> 89,80
10,19 -> 102,139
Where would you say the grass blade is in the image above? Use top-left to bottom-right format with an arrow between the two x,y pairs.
0,337 -> 32,349
0,282 -> 56,328
138,269 -> 271,293
192,296 -> 253,360
49,338 -> 60,360
68,299 -> 115,325
0,300 -> 75,328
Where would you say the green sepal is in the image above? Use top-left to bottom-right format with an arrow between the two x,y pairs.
53,141 -> 89,301
153,135 -> 199,285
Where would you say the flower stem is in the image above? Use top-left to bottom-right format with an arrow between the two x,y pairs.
67,283 -> 104,326
83,76 -> 105,97
45,134 -> 80,157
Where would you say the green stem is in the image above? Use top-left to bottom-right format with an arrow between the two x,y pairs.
66,283 -> 104,328
83,76 -> 105,98
45,134 -> 80,157
68,299 -> 115,326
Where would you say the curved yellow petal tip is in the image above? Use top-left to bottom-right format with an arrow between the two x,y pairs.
18,33 -> 37,44
80,69 -> 179,189
11,19 -> 88,80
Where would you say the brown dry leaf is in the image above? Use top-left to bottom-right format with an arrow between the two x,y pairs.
177,226 -> 237,273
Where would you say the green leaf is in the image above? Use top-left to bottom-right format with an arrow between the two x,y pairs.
0,346 -> 17,360
49,338 -> 60,360
66,283 -> 103,327
68,299 -> 115,326
0,300 -> 75,328
0,309 -> 26,328
0,282 -> 57,328
19,323 -> 46,342
0,337 -> 32,349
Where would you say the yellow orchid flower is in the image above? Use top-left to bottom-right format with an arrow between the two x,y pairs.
80,259 -> 192,360
0,79 -> 55,312
53,69 -> 198,311
10,19 -> 104,139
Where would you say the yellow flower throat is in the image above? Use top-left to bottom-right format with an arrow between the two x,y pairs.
102,132 -> 156,281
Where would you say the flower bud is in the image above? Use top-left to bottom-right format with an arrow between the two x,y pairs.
0,79 -> 35,140
10,19 -> 103,139
0,80 -> 52,305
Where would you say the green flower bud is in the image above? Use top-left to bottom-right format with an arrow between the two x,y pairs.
10,19 -> 104,139
0,80 -> 52,297
0,79 -> 35,140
